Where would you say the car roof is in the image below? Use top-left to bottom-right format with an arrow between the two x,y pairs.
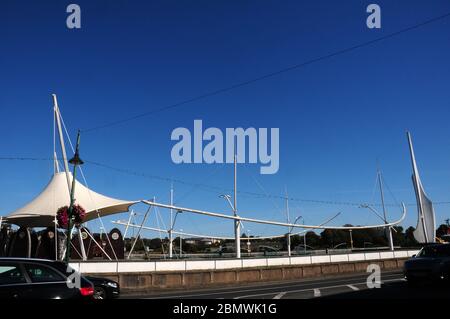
423,243 -> 450,248
0,257 -> 63,264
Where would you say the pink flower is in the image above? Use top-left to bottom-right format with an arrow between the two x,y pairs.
56,204 -> 86,228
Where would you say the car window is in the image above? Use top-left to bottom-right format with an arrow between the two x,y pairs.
417,247 -> 433,257
0,264 -> 27,285
24,264 -> 65,283
417,245 -> 450,258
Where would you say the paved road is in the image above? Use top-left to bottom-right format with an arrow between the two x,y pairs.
123,270 -> 450,299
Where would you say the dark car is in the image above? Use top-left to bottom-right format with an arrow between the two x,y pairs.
85,276 -> 120,299
0,258 -> 94,299
404,244 -> 450,285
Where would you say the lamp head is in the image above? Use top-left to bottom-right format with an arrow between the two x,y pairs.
69,150 -> 84,166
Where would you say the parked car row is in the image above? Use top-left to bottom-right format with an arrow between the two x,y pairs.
0,258 -> 119,299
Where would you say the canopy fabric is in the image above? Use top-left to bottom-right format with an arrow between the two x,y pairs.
6,172 -> 138,227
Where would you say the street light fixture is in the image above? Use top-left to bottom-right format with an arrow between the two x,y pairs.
219,194 -> 234,211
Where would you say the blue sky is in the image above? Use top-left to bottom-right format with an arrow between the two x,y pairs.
1,0 -> 450,238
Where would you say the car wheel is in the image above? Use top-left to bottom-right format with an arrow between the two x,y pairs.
93,287 -> 107,300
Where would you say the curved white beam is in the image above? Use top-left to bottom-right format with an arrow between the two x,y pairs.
112,220 -> 309,241
113,212 -> 341,241
141,200 -> 406,230
112,221 -> 234,240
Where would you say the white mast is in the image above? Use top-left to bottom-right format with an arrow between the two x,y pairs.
53,152 -> 60,173
52,106 -> 59,260
52,94 -> 71,193
53,94 -> 72,261
53,109 -> 59,174
53,94 -> 88,260
407,131 -> 429,243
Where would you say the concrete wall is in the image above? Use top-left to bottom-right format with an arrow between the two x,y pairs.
70,249 -> 418,274
75,250 -> 418,293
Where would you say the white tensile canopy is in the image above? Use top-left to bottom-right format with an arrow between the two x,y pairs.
6,172 -> 138,227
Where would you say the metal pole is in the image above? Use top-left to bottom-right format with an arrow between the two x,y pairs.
127,205 -> 152,259
179,232 -> 182,258
77,228 -> 87,261
123,211 -> 134,239
234,147 -> 241,258
285,189 -> 291,257
349,229 -> 354,250
247,230 -> 251,254
296,217 -> 307,254
65,131 -> 81,264
303,217 -> 306,255
84,228 -> 112,260
287,233 -> 291,257
169,184 -> 174,258
378,170 -> 394,251
54,217 -> 59,261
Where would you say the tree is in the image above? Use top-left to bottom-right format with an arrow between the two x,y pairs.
404,226 -> 418,247
391,226 -> 405,247
305,231 -> 321,248
320,229 -> 349,248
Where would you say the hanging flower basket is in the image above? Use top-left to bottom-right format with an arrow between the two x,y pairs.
56,204 -> 86,228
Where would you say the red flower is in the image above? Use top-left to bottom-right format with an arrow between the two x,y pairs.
56,204 -> 86,228
72,204 -> 86,224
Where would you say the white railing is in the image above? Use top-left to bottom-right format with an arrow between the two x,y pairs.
69,249 -> 419,274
